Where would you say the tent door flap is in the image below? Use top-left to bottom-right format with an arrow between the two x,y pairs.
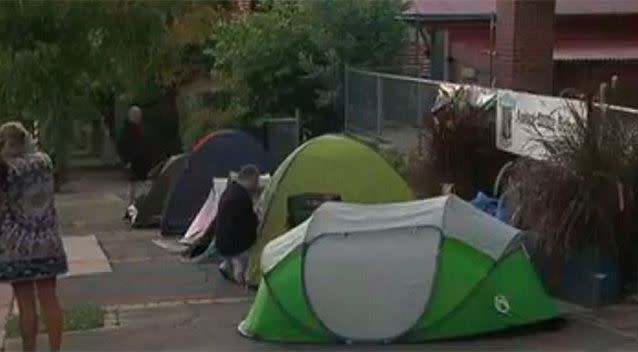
303,226 -> 440,342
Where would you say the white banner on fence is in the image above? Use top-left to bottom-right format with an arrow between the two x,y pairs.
496,90 -> 585,160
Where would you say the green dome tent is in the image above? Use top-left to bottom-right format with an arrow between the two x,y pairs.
239,196 -> 559,343
246,135 -> 414,286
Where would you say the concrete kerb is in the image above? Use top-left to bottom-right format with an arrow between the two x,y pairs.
103,295 -> 252,313
100,295 -> 252,331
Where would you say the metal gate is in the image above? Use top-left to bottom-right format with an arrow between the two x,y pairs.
264,118 -> 300,168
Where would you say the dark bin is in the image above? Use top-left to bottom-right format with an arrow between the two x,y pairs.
524,236 -> 621,308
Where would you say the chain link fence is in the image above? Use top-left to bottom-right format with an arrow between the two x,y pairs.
344,67 -> 450,155
344,67 -> 638,153
345,67 -> 445,138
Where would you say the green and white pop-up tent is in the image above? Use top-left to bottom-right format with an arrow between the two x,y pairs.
239,195 -> 559,343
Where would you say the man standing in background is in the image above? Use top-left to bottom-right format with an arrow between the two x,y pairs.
117,105 -> 152,213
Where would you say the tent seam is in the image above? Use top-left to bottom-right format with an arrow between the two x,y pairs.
256,138 -> 320,275
262,272 -> 331,339
398,226 -> 445,342
411,247 -> 526,338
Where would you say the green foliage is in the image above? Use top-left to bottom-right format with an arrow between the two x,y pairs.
0,0 -> 406,165
208,0 -> 407,133
0,1 -> 194,168
378,146 -> 410,181
0,0 -> 240,175
181,107 -> 236,149
158,1 -> 233,89
348,133 -> 409,181
210,2 -> 314,119
300,0 -> 408,74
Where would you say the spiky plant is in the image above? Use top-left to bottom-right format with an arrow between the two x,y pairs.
418,85 -> 510,198
506,84 -> 638,258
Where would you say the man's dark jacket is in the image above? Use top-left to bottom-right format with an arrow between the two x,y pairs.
213,181 -> 258,257
117,120 -> 151,181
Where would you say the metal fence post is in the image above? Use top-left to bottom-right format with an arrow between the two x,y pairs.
376,75 -> 383,137
294,109 -> 301,143
416,82 -> 423,127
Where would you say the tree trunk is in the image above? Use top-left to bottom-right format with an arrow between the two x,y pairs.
101,106 -> 117,142
91,88 -> 117,142
90,119 -> 104,157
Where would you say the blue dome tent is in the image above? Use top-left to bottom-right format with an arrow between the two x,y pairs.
161,130 -> 273,236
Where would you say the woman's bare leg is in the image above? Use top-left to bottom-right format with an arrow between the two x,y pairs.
11,281 -> 38,352
36,278 -> 63,352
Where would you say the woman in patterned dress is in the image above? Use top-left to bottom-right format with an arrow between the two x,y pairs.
0,122 -> 67,352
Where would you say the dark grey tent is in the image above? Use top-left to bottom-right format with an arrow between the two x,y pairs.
161,130 -> 273,236
131,153 -> 188,228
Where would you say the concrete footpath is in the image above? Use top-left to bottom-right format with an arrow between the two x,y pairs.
3,166 -> 638,351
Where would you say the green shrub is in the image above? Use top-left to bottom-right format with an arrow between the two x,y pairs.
348,133 -> 409,182
180,107 -> 236,149
413,86 -> 512,198
378,145 -> 409,181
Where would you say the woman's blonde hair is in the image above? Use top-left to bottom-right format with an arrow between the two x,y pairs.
0,121 -> 34,157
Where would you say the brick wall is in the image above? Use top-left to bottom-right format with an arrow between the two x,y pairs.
495,0 -> 556,94
402,40 -> 431,77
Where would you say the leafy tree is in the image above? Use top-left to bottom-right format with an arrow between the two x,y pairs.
160,1 -> 232,88
0,1 -> 184,172
87,2 -> 232,142
209,0 -> 407,135
211,2 -> 316,122
300,0 -> 407,107
101,2 -> 232,159
0,1 -> 236,173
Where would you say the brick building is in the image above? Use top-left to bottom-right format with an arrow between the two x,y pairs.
400,0 -> 638,105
